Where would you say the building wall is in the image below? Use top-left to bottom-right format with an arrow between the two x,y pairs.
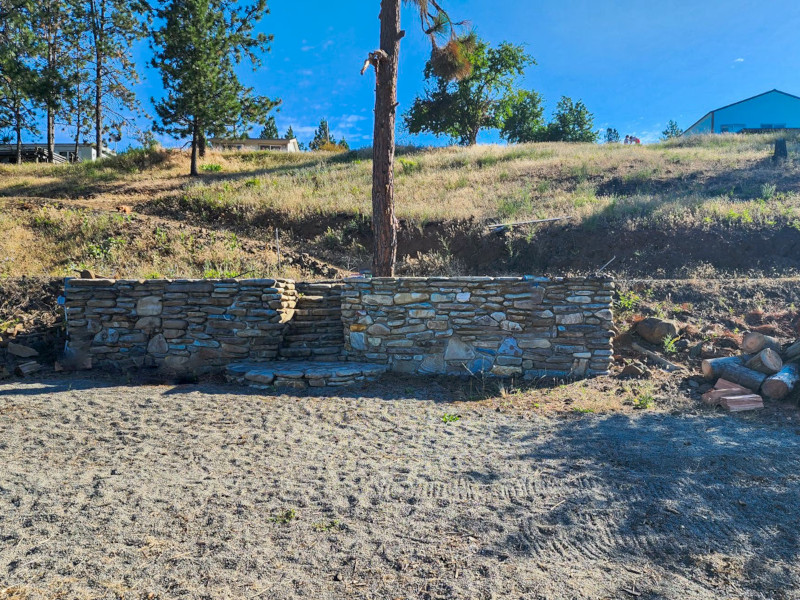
685,91 -> 800,135
341,276 -> 614,378
65,278 -> 297,373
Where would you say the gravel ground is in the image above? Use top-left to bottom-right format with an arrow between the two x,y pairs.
1,375 -> 799,600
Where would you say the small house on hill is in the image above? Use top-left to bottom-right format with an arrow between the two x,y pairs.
0,143 -> 115,163
209,137 -> 300,153
683,89 -> 800,135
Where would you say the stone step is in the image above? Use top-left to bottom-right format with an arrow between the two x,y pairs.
227,360 -> 388,389
282,333 -> 344,343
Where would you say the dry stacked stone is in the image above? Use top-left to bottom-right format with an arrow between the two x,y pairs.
65,278 -> 297,374
341,276 -> 614,378
278,282 -> 345,361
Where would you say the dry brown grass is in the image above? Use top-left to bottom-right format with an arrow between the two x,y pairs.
1,133 -> 800,278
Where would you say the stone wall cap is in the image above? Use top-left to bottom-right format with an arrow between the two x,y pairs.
67,277 -> 295,285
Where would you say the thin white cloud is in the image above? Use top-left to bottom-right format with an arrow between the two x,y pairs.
300,45 -> 314,52
734,58 -> 744,63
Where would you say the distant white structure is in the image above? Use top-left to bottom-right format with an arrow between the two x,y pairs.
684,89 -> 800,135
0,143 -> 115,163
209,137 -> 301,153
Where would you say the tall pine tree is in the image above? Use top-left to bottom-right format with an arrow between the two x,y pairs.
309,118 -> 331,150
151,0 -> 277,175
34,0 -> 76,162
84,0 -> 149,156
0,0 -> 40,163
259,115 -> 278,138
363,0 -> 472,275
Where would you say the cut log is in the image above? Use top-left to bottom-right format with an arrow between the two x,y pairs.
784,340 -> 800,361
635,318 -> 680,345
701,378 -> 752,406
7,342 -> 38,358
701,355 -> 750,379
14,361 -> 41,377
717,363 -> 767,393
762,362 -> 800,400
720,393 -> 764,412
741,332 -> 781,354
745,348 -> 783,375
631,342 -> 684,372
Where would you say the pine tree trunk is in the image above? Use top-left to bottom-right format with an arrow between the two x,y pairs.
198,128 -> 206,158
47,106 -> 55,163
95,46 -> 103,159
14,105 -> 22,165
371,0 -> 402,276
190,119 -> 199,177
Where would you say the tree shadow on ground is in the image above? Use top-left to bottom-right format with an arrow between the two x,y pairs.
485,412 -> 800,597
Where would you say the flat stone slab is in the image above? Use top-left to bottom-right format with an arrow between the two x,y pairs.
226,360 -> 389,389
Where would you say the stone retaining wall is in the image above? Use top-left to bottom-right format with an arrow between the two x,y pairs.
65,278 -> 296,373
341,276 -> 613,378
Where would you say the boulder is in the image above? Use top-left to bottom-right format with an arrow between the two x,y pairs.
635,318 -> 680,345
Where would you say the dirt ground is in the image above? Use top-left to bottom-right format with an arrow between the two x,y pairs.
1,375 -> 799,600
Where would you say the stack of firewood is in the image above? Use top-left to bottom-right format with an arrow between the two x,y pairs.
701,332 -> 800,411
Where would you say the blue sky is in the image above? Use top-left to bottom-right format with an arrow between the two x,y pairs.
100,0 -> 800,149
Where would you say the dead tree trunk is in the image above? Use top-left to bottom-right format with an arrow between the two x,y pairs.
190,119 -> 199,177
370,0 -> 402,276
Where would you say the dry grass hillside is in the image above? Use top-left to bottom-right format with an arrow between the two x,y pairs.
1,132 -> 800,279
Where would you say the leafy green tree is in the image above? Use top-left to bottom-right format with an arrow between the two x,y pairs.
405,39 -> 534,146
538,96 -> 597,142
363,0 -> 472,275
83,0 -> 150,156
661,119 -> 682,140
604,127 -> 620,143
499,89 -> 544,143
151,0 -> 277,176
259,115 -> 278,138
285,125 -> 294,140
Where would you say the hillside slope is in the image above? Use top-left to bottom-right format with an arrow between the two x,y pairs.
1,133 -> 799,278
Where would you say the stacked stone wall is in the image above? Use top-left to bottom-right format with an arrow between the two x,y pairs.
65,278 -> 296,373
341,276 -> 613,378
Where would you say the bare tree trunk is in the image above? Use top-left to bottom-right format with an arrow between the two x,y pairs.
190,119 -> 199,177
371,0 -> 402,276
95,54 -> 102,159
14,106 -> 22,165
47,106 -> 55,163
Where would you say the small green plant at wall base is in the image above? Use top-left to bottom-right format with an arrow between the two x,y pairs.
271,508 -> 297,524
634,393 -> 654,409
617,290 -> 641,311
441,413 -> 461,423
201,163 -> 222,172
